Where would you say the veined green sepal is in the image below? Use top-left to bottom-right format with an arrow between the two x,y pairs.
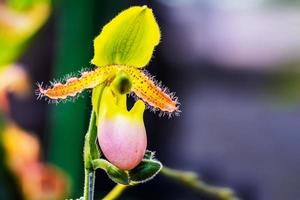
91,151 -> 163,185
91,5 -> 160,68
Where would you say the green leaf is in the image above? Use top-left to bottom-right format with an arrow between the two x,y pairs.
92,159 -> 130,185
91,5 -> 160,68
129,159 -> 162,183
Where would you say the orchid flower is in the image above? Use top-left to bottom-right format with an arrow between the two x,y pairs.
38,6 -> 179,116
38,5 -> 182,199
35,5 -> 240,200
38,5 -> 180,172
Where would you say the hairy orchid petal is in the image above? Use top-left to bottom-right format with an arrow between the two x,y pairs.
91,6 -> 160,68
120,66 -> 179,114
38,66 -> 118,100
97,87 -> 147,170
39,65 -> 180,114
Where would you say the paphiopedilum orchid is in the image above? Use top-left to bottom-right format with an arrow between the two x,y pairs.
38,5 -> 181,199
38,6 -> 180,171
36,5 -> 240,200
38,6 -> 179,115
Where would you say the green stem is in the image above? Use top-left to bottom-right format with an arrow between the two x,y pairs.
83,84 -> 107,200
102,184 -> 128,200
84,169 -> 95,200
83,111 -> 100,200
160,167 -> 239,200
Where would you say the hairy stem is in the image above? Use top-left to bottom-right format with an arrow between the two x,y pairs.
102,184 -> 128,200
83,111 -> 99,200
161,167 -> 239,200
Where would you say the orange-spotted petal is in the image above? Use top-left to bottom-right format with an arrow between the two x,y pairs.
120,66 -> 179,114
38,65 -> 180,116
38,66 -> 118,100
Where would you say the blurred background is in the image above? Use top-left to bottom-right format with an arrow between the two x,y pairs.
1,0 -> 300,200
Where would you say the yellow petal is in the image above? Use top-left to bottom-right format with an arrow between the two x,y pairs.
120,66 -> 179,114
39,66 -> 117,100
91,6 -> 160,68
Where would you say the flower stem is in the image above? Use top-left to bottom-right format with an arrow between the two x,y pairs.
83,84 -> 106,200
84,169 -> 95,200
160,167 -> 239,200
102,184 -> 128,200
83,111 -> 100,200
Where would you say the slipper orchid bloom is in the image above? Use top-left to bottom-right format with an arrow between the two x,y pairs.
38,6 -> 179,115
38,6 -> 180,170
